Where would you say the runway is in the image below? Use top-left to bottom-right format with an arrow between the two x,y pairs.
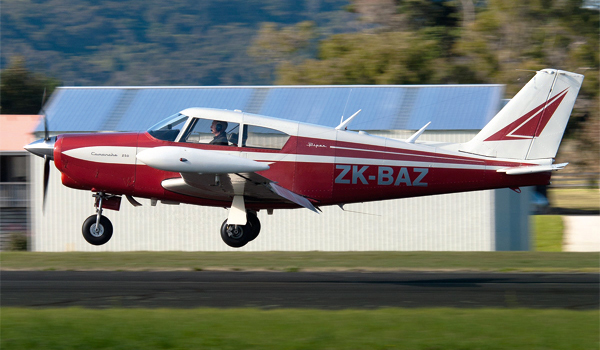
1,271 -> 598,309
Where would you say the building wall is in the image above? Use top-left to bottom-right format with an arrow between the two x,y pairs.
494,186 -> 532,251
0,115 -> 38,250
30,130 -> 510,252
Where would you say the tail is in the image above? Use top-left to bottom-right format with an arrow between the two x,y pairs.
460,69 -> 584,160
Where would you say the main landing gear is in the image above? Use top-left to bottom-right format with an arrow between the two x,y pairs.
220,211 -> 261,248
79,193 -> 261,248
81,192 -> 114,245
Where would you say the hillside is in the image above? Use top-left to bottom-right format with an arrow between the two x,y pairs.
1,0 -> 354,86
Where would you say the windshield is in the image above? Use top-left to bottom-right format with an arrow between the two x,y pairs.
147,113 -> 188,141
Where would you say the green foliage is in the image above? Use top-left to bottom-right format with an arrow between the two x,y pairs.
277,30 -> 445,85
2,308 -> 598,350
8,232 -> 28,251
0,57 -> 59,114
0,0 -> 351,86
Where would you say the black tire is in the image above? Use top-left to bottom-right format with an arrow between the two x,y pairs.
246,212 -> 261,242
220,219 -> 251,248
82,215 -> 113,246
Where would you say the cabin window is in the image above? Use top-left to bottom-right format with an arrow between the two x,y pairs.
243,125 -> 290,150
180,118 -> 240,146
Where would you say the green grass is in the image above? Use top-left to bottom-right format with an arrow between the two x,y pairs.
533,215 -> 564,252
1,251 -> 598,272
2,307 -> 597,350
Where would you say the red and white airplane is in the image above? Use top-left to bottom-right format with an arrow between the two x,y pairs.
25,69 -> 583,248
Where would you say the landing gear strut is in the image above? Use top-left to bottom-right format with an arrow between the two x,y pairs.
81,192 -> 114,245
220,211 -> 261,248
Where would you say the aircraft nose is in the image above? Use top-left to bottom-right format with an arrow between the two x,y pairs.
24,137 -> 56,160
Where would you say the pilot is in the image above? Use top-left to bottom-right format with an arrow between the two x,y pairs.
209,120 -> 228,145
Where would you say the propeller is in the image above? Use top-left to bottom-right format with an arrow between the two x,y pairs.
41,88 -> 50,211
42,88 -> 49,141
24,88 -> 55,212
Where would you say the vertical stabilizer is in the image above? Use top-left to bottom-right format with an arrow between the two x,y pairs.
460,69 -> 584,160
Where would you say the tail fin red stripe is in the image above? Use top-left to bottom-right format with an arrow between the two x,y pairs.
484,88 -> 568,141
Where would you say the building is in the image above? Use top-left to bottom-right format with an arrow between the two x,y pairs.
0,115 -> 40,249
29,85 -> 532,252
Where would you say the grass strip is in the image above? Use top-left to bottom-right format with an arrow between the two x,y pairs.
2,307 -> 598,350
1,251 -> 598,272
533,215 -> 564,252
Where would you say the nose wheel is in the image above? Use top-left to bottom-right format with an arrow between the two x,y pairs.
82,214 -> 113,245
81,192 -> 114,246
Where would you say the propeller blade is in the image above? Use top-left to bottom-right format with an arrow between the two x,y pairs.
43,155 -> 50,212
44,115 -> 49,141
40,87 -> 50,141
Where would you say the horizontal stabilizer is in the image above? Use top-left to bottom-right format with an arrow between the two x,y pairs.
497,163 -> 568,175
268,183 -> 319,213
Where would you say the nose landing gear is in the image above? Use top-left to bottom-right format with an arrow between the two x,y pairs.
81,192 -> 114,245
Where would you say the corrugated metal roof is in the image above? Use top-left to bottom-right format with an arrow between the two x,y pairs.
37,84 -> 504,133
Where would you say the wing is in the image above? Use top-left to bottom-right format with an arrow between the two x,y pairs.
137,146 -> 319,224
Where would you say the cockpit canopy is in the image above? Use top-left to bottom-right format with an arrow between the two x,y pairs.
147,111 -> 291,150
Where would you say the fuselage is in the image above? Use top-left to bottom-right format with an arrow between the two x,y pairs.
51,108 -> 550,211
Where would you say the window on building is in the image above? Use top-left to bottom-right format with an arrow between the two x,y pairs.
0,155 -> 27,182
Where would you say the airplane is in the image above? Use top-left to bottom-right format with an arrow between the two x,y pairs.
25,69 -> 583,248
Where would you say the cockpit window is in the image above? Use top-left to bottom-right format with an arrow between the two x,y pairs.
180,118 -> 240,146
147,113 -> 188,141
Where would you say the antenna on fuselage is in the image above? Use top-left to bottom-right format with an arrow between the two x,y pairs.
336,89 -> 362,130
335,109 -> 362,130
406,121 -> 431,143
339,89 -> 352,125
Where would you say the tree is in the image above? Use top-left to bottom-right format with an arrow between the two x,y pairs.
275,30 -> 444,85
1,57 -> 60,114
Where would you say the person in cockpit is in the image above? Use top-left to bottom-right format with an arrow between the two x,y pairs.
209,120 -> 228,145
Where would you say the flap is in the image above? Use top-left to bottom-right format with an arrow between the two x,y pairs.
162,172 -> 318,213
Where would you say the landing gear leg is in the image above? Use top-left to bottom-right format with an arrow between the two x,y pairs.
82,192 -> 114,246
220,211 -> 261,248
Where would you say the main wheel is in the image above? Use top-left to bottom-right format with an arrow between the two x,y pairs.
220,219 -> 253,248
246,212 -> 261,242
82,215 -> 113,246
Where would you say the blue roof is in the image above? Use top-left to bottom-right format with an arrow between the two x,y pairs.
37,84 -> 504,132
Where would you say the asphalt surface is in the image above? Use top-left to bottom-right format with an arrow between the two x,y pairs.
1,271 -> 598,309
